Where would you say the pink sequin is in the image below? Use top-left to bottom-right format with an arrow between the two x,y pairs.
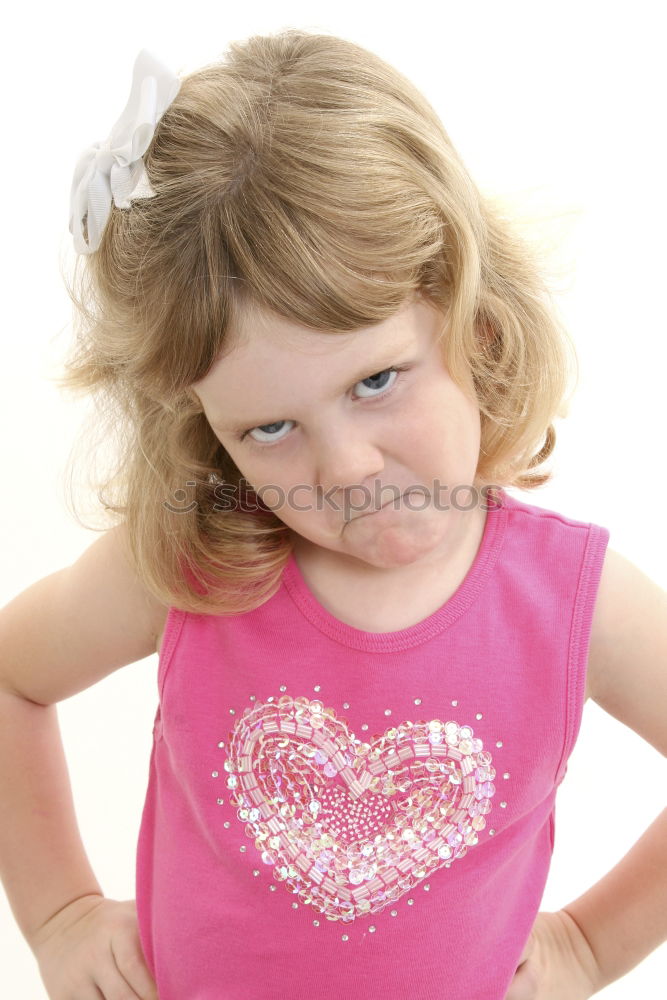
219,696 -> 497,922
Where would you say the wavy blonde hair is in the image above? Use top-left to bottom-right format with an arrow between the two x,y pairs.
56,28 -> 578,615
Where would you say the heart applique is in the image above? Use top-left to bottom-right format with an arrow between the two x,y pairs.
220,695 -> 496,922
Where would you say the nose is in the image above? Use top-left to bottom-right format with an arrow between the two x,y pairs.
315,422 -> 385,504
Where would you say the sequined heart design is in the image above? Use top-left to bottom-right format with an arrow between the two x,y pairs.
221,695 -> 496,922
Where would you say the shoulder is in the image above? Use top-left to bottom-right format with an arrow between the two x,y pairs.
0,523 -> 170,704
89,523 -> 170,654
586,546 -> 667,756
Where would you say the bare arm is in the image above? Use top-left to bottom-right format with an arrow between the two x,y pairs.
564,806 -> 667,992
0,690 -> 104,943
563,548 -> 667,991
0,526 -> 168,949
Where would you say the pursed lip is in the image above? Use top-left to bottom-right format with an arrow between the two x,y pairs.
354,490 -> 417,519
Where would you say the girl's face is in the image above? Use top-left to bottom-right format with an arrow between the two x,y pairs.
192,293 -> 484,573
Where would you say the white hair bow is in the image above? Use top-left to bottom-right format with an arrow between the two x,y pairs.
69,49 -> 181,255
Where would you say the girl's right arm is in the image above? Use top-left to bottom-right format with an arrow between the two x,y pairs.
0,525 -> 167,998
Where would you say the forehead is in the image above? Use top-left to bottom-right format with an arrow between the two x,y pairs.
191,296 -> 443,431
196,298 -> 422,379
225,293 -> 420,357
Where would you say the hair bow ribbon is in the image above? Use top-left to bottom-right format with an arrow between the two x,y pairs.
69,49 -> 181,254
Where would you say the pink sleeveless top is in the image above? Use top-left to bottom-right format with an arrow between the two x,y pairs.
135,487 -> 610,1000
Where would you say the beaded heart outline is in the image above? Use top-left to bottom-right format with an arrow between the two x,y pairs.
219,695 -> 497,922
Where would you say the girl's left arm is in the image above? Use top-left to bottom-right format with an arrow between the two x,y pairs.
561,546 -> 667,992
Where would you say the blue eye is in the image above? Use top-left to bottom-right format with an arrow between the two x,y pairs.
354,367 -> 397,398
242,366 -> 404,446
246,419 -> 294,445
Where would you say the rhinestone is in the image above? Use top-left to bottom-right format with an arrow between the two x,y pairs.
500,801 -> 507,808
314,685 -> 321,692
223,821 -> 230,828
341,934 -> 349,941
423,883 -> 430,891
217,741 -> 224,748
313,919 -> 319,925
343,702 -> 350,709
217,798 -> 223,805
475,713 -> 483,720
229,708 -> 235,715
451,700 -> 458,706
390,909 -> 398,917
496,740 -> 503,748
503,772 -> 510,779
250,695 -> 256,701
369,925 -> 377,933
211,771 -> 219,778
279,685 -> 287,692
222,694 -> 501,921
240,845 -> 246,852
489,828 -> 496,835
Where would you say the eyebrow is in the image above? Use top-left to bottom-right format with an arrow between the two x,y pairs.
213,343 -> 413,435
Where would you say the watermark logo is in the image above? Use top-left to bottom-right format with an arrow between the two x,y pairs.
163,478 -> 502,520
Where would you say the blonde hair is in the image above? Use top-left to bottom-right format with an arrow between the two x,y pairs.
56,28 -> 578,615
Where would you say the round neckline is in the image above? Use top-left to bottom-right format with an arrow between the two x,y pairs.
281,487 -> 509,651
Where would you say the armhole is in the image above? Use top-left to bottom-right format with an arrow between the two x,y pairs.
157,606 -> 187,702
555,522 -> 611,786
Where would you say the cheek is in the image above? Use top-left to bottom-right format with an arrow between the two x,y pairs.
405,387 -> 480,471
213,436 -> 264,495
225,449 -> 304,506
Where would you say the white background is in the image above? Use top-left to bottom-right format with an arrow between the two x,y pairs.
1,1 -> 665,996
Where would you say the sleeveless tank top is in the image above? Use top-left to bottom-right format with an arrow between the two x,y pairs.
135,487 -> 610,999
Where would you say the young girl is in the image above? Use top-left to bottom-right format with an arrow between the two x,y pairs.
0,29 -> 665,1000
